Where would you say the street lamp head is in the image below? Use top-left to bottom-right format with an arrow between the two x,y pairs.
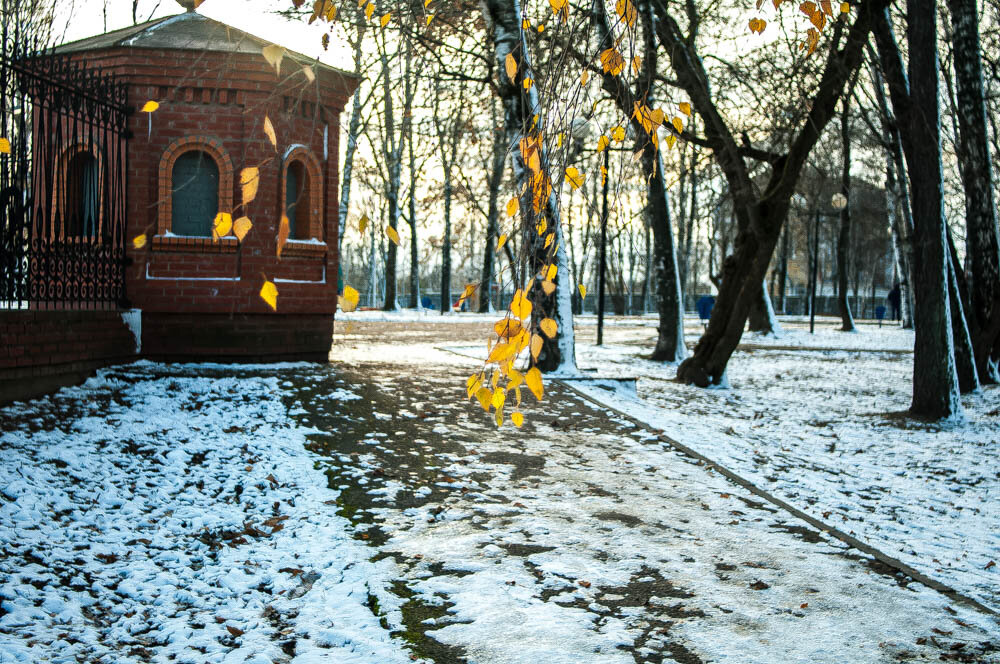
176,0 -> 199,12
831,192 -> 847,210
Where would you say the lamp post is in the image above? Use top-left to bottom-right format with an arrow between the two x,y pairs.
809,192 -> 848,334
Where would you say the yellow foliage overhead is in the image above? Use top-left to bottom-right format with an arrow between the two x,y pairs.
260,279 -> 278,311
340,285 -> 360,312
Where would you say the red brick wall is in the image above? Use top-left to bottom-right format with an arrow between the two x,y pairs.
141,312 -> 333,363
0,311 -> 138,404
64,49 -> 352,316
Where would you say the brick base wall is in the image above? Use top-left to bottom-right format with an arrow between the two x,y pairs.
0,311 -> 139,404
141,313 -> 333,363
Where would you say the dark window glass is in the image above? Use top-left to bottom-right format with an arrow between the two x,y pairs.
65,151 -> 99,238
171,151 -> 219,236
285,161 -> 310,239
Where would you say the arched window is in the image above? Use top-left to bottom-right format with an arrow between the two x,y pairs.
284,160 -> 308,239
280,147 -> 323,240
157,136 -> 233,238
171,151 -> 219,236
54,144 -> 106,240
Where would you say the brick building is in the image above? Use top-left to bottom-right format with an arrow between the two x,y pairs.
1,2 -> 358,402
56,3 -> 358,361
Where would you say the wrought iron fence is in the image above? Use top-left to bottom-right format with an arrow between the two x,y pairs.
1,5 -> 129,310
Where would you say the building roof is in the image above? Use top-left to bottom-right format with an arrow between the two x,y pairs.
53,10 -> 359,82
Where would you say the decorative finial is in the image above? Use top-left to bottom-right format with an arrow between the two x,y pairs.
176,0 -> 198,12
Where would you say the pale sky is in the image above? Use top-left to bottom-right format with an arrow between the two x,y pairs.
56,0 -> 354,68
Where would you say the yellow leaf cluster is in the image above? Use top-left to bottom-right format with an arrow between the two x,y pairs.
565,166 -> 584,190
633,102 -> 665,135
600,48 -> 625,76
240,167 -> 260,205
340,285 -> 360,312
615,0 -> 638,27
212,212 -> 232,241
260,279 -> 278,311
385,225 -> 400,246
277,215 -> 290,258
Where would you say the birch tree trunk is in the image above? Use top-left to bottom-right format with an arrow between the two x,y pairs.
337,25 -> 364,255
481,0 -> 575,373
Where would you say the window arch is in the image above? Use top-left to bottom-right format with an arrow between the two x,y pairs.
280,146 -> 323,240
54,142 -> 106,240
157,136 -> 233,236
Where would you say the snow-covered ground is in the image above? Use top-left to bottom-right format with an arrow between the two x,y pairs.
1,317 -> 998,663
571,321 -> 1000,614
0,362 -> 416,664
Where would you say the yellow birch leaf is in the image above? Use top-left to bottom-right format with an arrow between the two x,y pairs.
494,317 -> 523,339
475,387 -> 492,411
537,24 -> 545,33
277,214 -> 290,258
487,341 -> 517,364
380,12 -> 391,26
597,135 -> 610,152
260,279 -> 278,311
425,0 -> 431,6
140,100 -> 159,113
495,406 -> 504,427
365,2 -> 375,19
340,285 -> 360,312
212,212 -> 233,241
513,328 -> 531,354
546,264 -> 557,281
522,18 -> 530,29
359,214 -> 369,235
491,369 -> 500,388
302,65 -> 316,82
530,333 -> 543,361
426,14 -> 433,25
491,387 -> 506,410
666,134 -> 677,149
132,234 -> 147,249
580,70 -> 590,85
523,78 -> 533,90
510,289 -> 532,320
611,126 -> 626,142
515,386 -> 523,405
578,284 -> 587,298
679,102 -> 692,116
541,280 -> 556,295
631,56 -> 641,74
565,166 -> 584,189
672,117 -> 684,134
262,44 -> 285,75
508,367 -> 524,389
536,218 -> 547,235
263,116 -> 277,150
840,1 -> 849,10
600,48 -> 625,75
385,225 -> 400,246
615,0 -> 637,26
233,216 -> 253,241
505,53 -> 517,84
240,167 -> 260,205
496,233 -> 509,252
506,197 -> 519,217
525,367 -> 544,400
544,233 -> 553,248
511,412 -> 524,427
0,138 -> 9,154
467,374 -> 482,398
539,317 -> 558,339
